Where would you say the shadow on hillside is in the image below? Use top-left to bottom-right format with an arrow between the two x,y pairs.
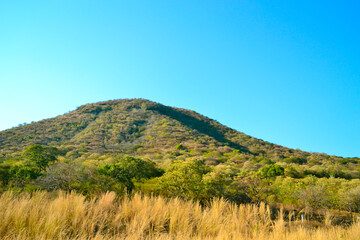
149,105 -> 250,153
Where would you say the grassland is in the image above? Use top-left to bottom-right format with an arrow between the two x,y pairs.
0,191 -> 359,240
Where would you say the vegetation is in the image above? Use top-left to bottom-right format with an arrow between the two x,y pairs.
1,99 -> 358,175
1,145 -> 360,225
99,156 -> 163,193
0,98 -> 360,235
0,191 -> 359,240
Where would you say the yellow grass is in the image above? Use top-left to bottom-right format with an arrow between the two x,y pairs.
0,191 -> 358,240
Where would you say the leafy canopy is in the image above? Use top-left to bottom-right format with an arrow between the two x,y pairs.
99,156 -> 163,192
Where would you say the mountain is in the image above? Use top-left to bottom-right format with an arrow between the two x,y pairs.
0,99 -> 358,174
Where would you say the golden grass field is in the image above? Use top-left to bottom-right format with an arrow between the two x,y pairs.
0,191 -> 359,240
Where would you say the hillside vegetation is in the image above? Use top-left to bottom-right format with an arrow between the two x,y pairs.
1,99 -> 358,176
0,99 -> 360,227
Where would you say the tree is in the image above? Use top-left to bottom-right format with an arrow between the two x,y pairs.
36,162 -> 85,191
232,173 -> 273,205
158,160 -> 211,201
297,184 -> 330,213
202,164 -> 237,199
99,156 -> 163,193
9,164 -> 39,187
22,145 -> 58,173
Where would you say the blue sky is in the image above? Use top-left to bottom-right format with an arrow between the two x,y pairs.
1,1 -> 359,157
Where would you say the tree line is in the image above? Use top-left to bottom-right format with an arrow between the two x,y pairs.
1,145 -> 360,215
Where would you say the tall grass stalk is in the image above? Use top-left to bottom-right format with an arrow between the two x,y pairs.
0,191 -> 358,239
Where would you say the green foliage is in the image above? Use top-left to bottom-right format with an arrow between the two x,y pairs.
0,99 -> 360,215
140,102 -> 148,111
1,98 -> 357,177
284,166 -> 302,178
271,176 -> 360,212
99,156 -> 163,193
157,160 -> 211,201
202,165 -> 251,203
176,144 -> 184,150
9,164 -> 39,187
0,165 -> 11,187
260,164 -> 284,178
23,145 -> 58,172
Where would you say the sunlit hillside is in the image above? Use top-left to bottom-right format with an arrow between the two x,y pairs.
1,99 -> 358,176
1,99 -> 360,233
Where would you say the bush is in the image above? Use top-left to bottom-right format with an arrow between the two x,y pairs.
260,164 -> 284,178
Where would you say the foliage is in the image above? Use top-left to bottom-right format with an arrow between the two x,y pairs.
157,160 -> 210,201
0,165 -> 11,187
8,164 -> 39,187
0,99 -> 357,179
176,143 -> 184,150
0,99 -> 359,216
260,164 -> 285,178
99,156 -> 163,193
22,145 -> 58,172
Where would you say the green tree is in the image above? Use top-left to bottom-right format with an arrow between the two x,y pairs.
9,164 -> 39,187
99,156 -> 163,193
202,164 -> 237,199
158,160 -> 211,201
23,145 -> 58,173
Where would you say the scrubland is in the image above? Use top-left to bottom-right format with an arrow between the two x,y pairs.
0,191 -> 359,240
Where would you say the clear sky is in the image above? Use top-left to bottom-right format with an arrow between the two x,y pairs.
1,1 -> 359,157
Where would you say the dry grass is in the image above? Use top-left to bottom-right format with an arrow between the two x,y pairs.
0,191 -> 359,240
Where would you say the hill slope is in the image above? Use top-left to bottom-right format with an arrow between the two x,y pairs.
0,99 -> 358,173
